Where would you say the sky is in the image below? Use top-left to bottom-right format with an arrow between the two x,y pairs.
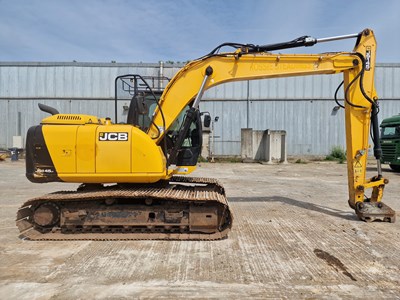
0,0 -> 399,63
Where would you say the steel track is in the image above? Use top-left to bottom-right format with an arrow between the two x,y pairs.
16,176 -> 233,241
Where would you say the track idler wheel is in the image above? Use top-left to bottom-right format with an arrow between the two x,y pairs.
33,203 -> 60,227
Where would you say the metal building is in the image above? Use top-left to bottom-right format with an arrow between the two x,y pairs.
1,62 -> 399,156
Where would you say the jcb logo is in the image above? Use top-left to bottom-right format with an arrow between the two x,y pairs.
99,132 -> 128,141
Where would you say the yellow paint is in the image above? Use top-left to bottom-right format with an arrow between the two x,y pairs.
41,114 -> 101,125
149,54 -> 356,141
42,125 -> 78,173
76,125 -> 96,173
38,29 -> 388,207
47,123 -> 168,183
130,127 -> 166,176
95,125 -> 131,173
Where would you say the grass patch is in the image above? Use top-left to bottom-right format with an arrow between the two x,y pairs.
325,146 -> 346,163
295,158 -> 307,164
198,156 -> 208,163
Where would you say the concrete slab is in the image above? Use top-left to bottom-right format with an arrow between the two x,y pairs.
0,160 -> 399,299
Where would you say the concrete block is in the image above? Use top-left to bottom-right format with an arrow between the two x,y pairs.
13,136 -> 23,149
241,129 -> 287,163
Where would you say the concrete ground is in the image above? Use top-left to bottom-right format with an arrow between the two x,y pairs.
0,160 -> 399,299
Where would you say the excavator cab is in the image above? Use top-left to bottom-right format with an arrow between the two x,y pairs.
114,74 -> 166,130
115,74 -> 204,166
127,91 -> 159,131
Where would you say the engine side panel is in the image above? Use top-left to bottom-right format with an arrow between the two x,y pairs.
42,124 -> 78,173
95,125 -> 131,173
26,122 -> 168,184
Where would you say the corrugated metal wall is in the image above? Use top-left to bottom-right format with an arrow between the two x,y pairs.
1,62 -> 399,155
201,64 -> 400,155
0,62 -> 182,149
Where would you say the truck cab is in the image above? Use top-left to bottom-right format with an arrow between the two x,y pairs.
380,114 -> 400,172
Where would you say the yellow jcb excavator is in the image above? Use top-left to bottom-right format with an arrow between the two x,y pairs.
16,28 -> 395,240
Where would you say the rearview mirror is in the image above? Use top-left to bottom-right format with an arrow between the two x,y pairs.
203,114 -> 211,128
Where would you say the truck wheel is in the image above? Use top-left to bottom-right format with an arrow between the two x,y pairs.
389,164 -> 400,172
